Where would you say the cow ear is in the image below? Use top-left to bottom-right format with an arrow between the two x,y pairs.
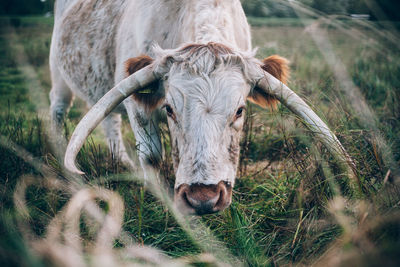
124,55 -> 164,112
248,55 -> 290,110
125,55 -> 154,76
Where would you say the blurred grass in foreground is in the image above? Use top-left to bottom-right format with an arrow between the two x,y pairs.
0,13 -> 399,267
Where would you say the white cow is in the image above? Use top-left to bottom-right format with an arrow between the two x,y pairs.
50,0 -> 353,215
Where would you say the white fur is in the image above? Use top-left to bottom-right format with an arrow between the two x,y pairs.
151,45 -> 260,187
50,0 -> 254,186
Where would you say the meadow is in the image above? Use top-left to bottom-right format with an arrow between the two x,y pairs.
0,14 -> 399,266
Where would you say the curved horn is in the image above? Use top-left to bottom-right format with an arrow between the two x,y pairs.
257,72 -> 356,178
64,64 -> 160,174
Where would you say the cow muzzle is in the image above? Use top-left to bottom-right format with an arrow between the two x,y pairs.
174,181 -> 232,215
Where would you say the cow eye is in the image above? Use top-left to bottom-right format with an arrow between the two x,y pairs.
165,104 -> 174,117
235,106 -> 245,118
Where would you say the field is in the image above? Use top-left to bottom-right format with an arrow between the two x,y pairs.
0,15 -> 399,266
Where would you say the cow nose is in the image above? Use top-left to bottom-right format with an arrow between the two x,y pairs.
175,181 -> 232,215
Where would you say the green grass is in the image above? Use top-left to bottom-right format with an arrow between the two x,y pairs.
0,16 -> 54,28
0,15 -> 399,266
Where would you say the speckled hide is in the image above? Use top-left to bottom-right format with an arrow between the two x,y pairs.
50,0 -> 251,177
51,0 -> 250,99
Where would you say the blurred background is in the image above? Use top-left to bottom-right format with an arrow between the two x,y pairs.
1,0 -> 399,20
0,0 -> 399,266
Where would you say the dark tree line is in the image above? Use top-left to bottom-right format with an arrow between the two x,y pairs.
241,0 -> 400,20
0,0 -> 399,21
0,0 -> 54,16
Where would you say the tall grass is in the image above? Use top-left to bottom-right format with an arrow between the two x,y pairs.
0,7 -> 399,267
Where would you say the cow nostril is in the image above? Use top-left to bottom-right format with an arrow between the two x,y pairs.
184,190 -> 218,212
182,191 -> 194,209
215,188 -> 225,208
174,181 -> 232,215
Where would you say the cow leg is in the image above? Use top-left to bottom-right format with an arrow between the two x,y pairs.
124,99 -> 162,182
49,67 -> 74,160
49,70 -> 74,131
101,113 -> 136,170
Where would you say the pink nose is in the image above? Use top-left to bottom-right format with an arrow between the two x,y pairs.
175,181 -> 232,215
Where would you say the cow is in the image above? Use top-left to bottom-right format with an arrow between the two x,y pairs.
50,0 -> 354,215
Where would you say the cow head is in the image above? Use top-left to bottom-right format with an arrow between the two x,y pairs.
123,43 -> 288,214
64,42 -> 353,215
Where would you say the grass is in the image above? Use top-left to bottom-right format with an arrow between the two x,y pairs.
0,14 -> 399,267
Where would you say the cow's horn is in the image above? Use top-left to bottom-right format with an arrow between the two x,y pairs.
256,71 -> 356,178
64,64 -> 160,174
